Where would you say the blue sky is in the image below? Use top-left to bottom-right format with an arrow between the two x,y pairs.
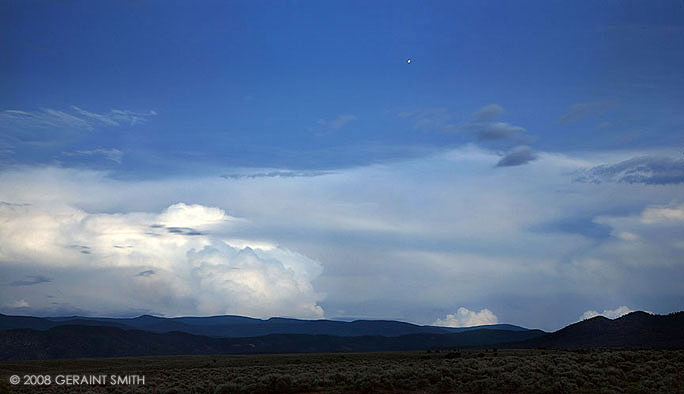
1,1 -> 683,330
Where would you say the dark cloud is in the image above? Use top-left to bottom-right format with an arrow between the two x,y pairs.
148,224 -> 204,236
0,201 -> 31,207
496,146 -> 538,167
473,104 -> 504,122
136,270 -> 156,277
68,245 -> 91,254
472,122 -> 526,141
465,105 -> 529,143
576,156 -> 684,185
166,227 -> 204,236
8,275 -> 52,286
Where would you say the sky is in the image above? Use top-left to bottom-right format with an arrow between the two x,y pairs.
0,0 -> 683,331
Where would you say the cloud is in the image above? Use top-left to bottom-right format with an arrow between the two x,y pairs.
576,156 -> 684,185
4,299 -> 30,309
640,204 -> 684,224
400,105 -> 532,156
398,108 -> 459,133
220,170 -> 333,180
71,106 -> 157,127
158,203 -> 230,228
62,148 -> 123,164
0,201 -> 30,207
311,114 -> 357,135
70,106 -> 120,126
0,107 -> 156,142
473,122 -> 527,141
579,306 -> 634,320
136,270 -> 155,277
559,100 -> 617,124
328,115 -> 357,130
0,201 -> 324,318
465,104 -> 529,143
433,307 -> 498,327
496,145 -> 538,167
0,109 -> 94,132
0,149 -> 682,329
8,275 -> 52,286
474,104 -> 505,122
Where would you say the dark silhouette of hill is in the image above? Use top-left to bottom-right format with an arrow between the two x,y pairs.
0,313 -> 530,338
1,311 -> 680,360
0,325 -> 546,360
508,311 -> 684,348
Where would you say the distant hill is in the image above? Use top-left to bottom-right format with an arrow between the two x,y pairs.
509,311 -> 684,348
2,311 -> 680,360
0,325 -> 545,360
0,313 -> 531,338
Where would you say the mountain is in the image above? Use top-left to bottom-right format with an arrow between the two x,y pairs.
1,311 -> 681,360
0,313 -> 531,338
509,311 -> 684,348
0,325 -> 546,360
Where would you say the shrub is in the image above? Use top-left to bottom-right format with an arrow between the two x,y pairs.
213,382 -> 243,394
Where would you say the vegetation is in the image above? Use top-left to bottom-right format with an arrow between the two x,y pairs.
1,349 -> 682,393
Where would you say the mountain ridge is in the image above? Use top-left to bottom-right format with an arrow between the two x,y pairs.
0,313 -> 531,338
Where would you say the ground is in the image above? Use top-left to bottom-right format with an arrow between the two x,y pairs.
1,349 -> 682,393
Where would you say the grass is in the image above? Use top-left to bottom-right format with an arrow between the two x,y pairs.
1,348 -> 682,393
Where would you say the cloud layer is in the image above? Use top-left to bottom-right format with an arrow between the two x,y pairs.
0,147 -> 682,329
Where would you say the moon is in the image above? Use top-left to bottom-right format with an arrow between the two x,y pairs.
407,59 -> 412,64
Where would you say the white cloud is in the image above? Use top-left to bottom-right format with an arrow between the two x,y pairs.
433,307 -> 498,327
71,106 -> 157,127
0,106 -> 156,135
0,201 -> 324,318
579,306 -> 634,320
158,203 -> 231,229
5,299 -> 30,308
0,108 -> 93,131
641,204 -> 684,224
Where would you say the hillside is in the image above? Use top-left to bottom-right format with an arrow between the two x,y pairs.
0,325 -> 546,360
510,311 -> 684,348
